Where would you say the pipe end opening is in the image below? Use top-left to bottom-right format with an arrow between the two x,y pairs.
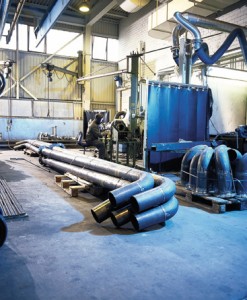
130,196 -> 140,213
130,215 -> 139,231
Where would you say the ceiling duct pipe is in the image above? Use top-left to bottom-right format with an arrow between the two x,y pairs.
173,12 -> 247,65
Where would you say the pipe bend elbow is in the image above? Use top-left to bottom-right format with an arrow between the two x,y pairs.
215,145 -> 235,198
173,11 -> 202,49
180,145 -> 208,186
130,196 -> 179,231
130,176 -> 176,213
109,172 -> 154,207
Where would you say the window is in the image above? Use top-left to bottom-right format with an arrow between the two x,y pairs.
18,24 -> 28,51
0,23 -> 17,50
92,36 -> 107,60
108,38 -> 119,62
92,36 -> 119,62
28,26 -> 45,53
47,29 -> 83,57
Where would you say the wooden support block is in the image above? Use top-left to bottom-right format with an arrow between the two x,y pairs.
54,175 -> 67,183
61,179 -> 76,189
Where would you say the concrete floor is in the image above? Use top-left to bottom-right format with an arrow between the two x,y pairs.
0,149 -> 247,300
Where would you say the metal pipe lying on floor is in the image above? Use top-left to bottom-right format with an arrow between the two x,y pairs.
18,140 -> 179,231
40,146 -> 155,207
41,157 -> 130,190
130,196 -> 179,231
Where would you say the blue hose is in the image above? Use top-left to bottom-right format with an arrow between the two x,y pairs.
196,28 -> 247,65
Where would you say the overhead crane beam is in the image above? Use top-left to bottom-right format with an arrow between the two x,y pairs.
34,0 -> 72,47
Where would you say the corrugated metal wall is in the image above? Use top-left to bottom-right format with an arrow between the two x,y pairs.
0,49 -> 81,101
90,61 -> 118,120
92,20 -> 119,39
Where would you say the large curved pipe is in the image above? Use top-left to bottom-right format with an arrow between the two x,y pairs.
215,145 -> 235,198
130,196 -> 179,231
180,145 -> 208,186
195,147 -> 215,195
173,12 -> 202,49
234,153 -> 247,198
108,172 -> 154,207
40,146 -> 155,207
130,176 -> 176,213
188,151 -> 201,192
0,208 -> 7,247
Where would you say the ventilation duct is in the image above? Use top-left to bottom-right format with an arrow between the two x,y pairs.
118,0 -> 151,13
148,0 -> 242,40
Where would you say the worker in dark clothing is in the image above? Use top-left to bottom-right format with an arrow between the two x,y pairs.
85,114 -> 108,159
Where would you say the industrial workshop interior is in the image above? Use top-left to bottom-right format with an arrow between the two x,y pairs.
0,0 -> 247,299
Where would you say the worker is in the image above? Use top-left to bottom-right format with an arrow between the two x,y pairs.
85,113 -> 108,160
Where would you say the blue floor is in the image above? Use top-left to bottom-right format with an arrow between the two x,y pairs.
0,150 -> 247,300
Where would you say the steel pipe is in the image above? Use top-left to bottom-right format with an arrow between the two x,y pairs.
235,153 -> 247,198
215,145 -> 236,198
41,158 -> 130,190
130,176 -> 176,213
180,145 -> 207,186
195,147 -> 215,195
130,196 -> 179,231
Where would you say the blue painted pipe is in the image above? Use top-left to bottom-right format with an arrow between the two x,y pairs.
215,145 -> 235,198
235,153 -> 247,198
0,208 -> 7,247
130,196 -> 179,231
180,145 -> 208,186
173,11 -> 247,65
195,147 -> 215,195
130,176 -> 176,213
108,172 -> 154,207
196,28 -> 247,65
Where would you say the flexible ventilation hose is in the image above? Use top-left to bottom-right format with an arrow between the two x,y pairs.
196,28 -> 247,65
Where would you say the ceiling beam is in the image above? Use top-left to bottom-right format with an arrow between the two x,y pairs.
34,0 -> 72,47
0,0 -> 12,41
87,0 -> 125,26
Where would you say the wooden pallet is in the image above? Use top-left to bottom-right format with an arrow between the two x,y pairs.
55,173 -> 93,197
176,184 -> 247,213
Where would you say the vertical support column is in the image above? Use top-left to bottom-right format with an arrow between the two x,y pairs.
83,25 -> 92,111
129,53 -> 139,137
15,23 -> 20,99
179,37 -> 192,84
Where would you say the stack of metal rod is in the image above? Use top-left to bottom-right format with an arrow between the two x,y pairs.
0,177 -> 27,218
14,140 -> 179,231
